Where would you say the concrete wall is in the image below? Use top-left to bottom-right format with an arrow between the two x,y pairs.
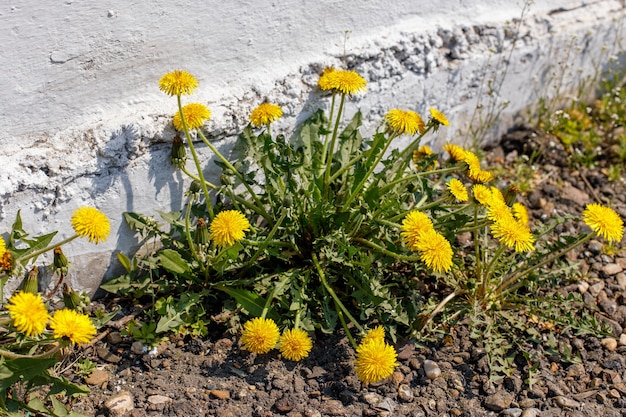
1,0 -> 624,296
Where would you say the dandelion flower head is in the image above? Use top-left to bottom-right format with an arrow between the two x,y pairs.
512,202 -> 530,226
318,69 -> 366,95
159,70 -> 198,96
173,103 -> 211,131
71,207 -> 110,244
491,215 -> 535,252
354,339 -> 399,384
250,103 -> 283,127
443,143 -> 467,162
472,184 -> 492,206
415,229 -> 454,273
401,211 -> 434,251
362,325 -> 386,345
209,210 -> 251,247
50,309 -> 96,345
582,203 -> 624,243
0,235 -> 5,258
429,108 -> 450,126
447,178 -> 469,202
279,328 -> 313,361
6,291 -> 49,337
385,109 -> 425,136
241,317 -> 280,354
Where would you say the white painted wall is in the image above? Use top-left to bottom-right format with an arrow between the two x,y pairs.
0,0 -> 624,295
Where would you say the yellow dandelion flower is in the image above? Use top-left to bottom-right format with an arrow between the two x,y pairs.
443,143 -> 467,161
486,199 -> 512,222
362,326 -> 386,345
209,210 -> 251,247
50,309 -> 96,345
250,103 -> 283,127
415,229 -> 454,273
241,317 -> 280,354
71,207 -> 110,244
468,169 -> 494,184
401,211 -> 434,251
512,202 -> 529,226
582,203 -> 624,243
417,145 -> 433,156
318,69 -> 366,95
491,216 -> 535,252
354,339 -> 399,384
0,236 -> 5,258
429,108 -> 450,126
317,66 -> 336,90
462,151 -> 481,172
385,109 -> 425,136
159,70 -> 198,96
173,103 -> 211,131
447,178 -> 469,202
489,187 -> 505,204
6,291 -> 49,337
279,328 -> 313,361
472,184 -> 492,206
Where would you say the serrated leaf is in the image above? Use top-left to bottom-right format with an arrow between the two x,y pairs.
156,304 -> 185,334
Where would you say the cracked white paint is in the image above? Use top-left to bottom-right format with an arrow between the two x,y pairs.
0,0 -> 624,295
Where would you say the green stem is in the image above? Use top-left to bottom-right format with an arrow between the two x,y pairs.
395,125 -> 434,167
196,130 -> 272,223
494,232 -> 595,298
411,290 -> 459,336
321,93 -> 338,167
177,96 -> 214,219
183,196 -> 203,268
16,235 -> 78,265
342,132 -> 399,208
378,165 -> 463,196
311,253 -> 363,334
0,342 -> 60,360
352,237 -> 422,261
323,93 -> 346,196
337,308 -> 358,350
239,209 -> 288,273
481,244 -> 505,298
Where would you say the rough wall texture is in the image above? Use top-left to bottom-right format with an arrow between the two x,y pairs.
0,0 -> 624,295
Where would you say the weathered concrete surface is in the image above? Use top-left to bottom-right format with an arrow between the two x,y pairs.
0,1 -> 624,296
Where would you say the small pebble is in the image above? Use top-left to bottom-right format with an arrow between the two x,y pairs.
105,391 -> 134,417
608,389 -> 621,399
520,408 -> 540,417
97,346 -> 122,364
423,359 -> 441,380
362,392 -> 382,405
555,396 -> 580,408
398,384 -> 414,402
209,389 -> 230,399
131,341 -> 145,355
602,337 -> 618,351
107,331 -> 123,344
577,281 -> 589,294
501,408 -> 523,417
146,395 -> 171,405
84,368 -> 110,386
603,263 -> 623,275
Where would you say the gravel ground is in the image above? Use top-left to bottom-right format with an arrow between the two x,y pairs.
61,127 -> 626,417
